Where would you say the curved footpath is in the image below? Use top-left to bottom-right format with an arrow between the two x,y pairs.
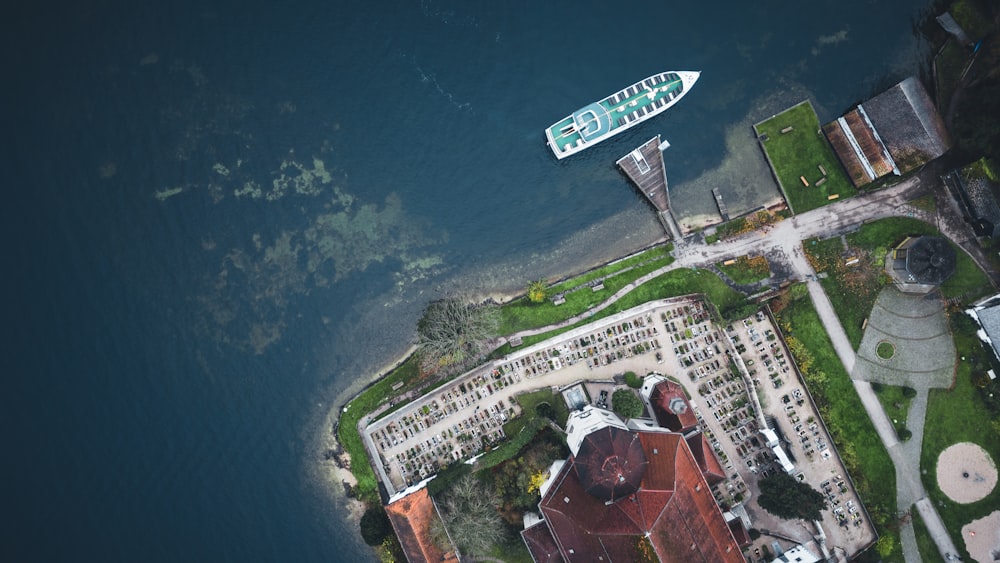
504,173 -> 971,562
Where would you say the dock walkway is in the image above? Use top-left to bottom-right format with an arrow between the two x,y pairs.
713,187 -> 730,221
617,135 -> 682,240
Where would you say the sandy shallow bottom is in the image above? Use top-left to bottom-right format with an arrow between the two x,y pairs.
936,442 -> 998,504
962,511 -> 1000,563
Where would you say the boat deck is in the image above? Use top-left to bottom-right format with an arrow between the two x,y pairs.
548,73 -> 686,155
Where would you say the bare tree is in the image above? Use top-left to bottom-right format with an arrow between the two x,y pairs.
417,298 -> 500,373
433,475 -> 505,556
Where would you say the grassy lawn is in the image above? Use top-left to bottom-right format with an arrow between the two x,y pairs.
496,268 -> 749,352
920,314 -> 1000,562
773,291 -> 901,561
500,245 -> 673,335
476,417 -> 550,470
503,389 -> 568,437
337,355 -> 423,503
610,267 -> 747,315
718,255 -> 771,284
805,217 -> 994,349
754,101 -> 856,213
846,218 -> 992,302
873,384 -> 914,441
488,535 -> 535,563
546,245 -> 673,295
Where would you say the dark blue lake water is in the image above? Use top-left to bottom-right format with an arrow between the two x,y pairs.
4,0 -> 935,560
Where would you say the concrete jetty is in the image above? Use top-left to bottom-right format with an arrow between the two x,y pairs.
616,135 -> 682,240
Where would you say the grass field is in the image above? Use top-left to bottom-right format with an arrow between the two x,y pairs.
920,315 -> 1000,562
773,292 -> 900,561
873,384 -> 913,440
503,389 -> 569,437
336,355 -> 422,503
911,508 -> 946,563
754,101 -> 856,213
494,268 -> 749,353
500,245 -> 673,334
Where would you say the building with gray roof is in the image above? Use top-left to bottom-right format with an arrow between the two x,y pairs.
886,236 -> 956,294
823,77 -> 951,188
967,294 -> 1000,363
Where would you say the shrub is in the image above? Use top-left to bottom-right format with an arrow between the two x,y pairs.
612,389 -> 644,419
876,534 -> 895,558
902,386 -> 917,399
527,280 -> 547,304
624,371 -> 643,389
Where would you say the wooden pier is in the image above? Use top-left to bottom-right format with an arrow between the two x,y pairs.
712,188 -> 730,221
616,135 -> 682,240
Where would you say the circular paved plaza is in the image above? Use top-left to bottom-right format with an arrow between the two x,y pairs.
854,287 -> 955,388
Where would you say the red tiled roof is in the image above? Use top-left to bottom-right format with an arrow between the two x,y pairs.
522,521 -> 565,563
537,429 -> 745,562
385,488 -> 459,563
574,425 -> 648,502
637,432 -> 681,490
729,518 -> 752,548
649,380 -> 699,433
686,433 -> 726,486
647,441 -> 743,562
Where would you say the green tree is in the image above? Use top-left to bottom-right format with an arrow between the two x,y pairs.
757,472 -> 827,521
527,280 -> 548,304
612,389 -> 644,419
876,534 -> 895,558
624,371 -> 643,389
360,505 -> 393,546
